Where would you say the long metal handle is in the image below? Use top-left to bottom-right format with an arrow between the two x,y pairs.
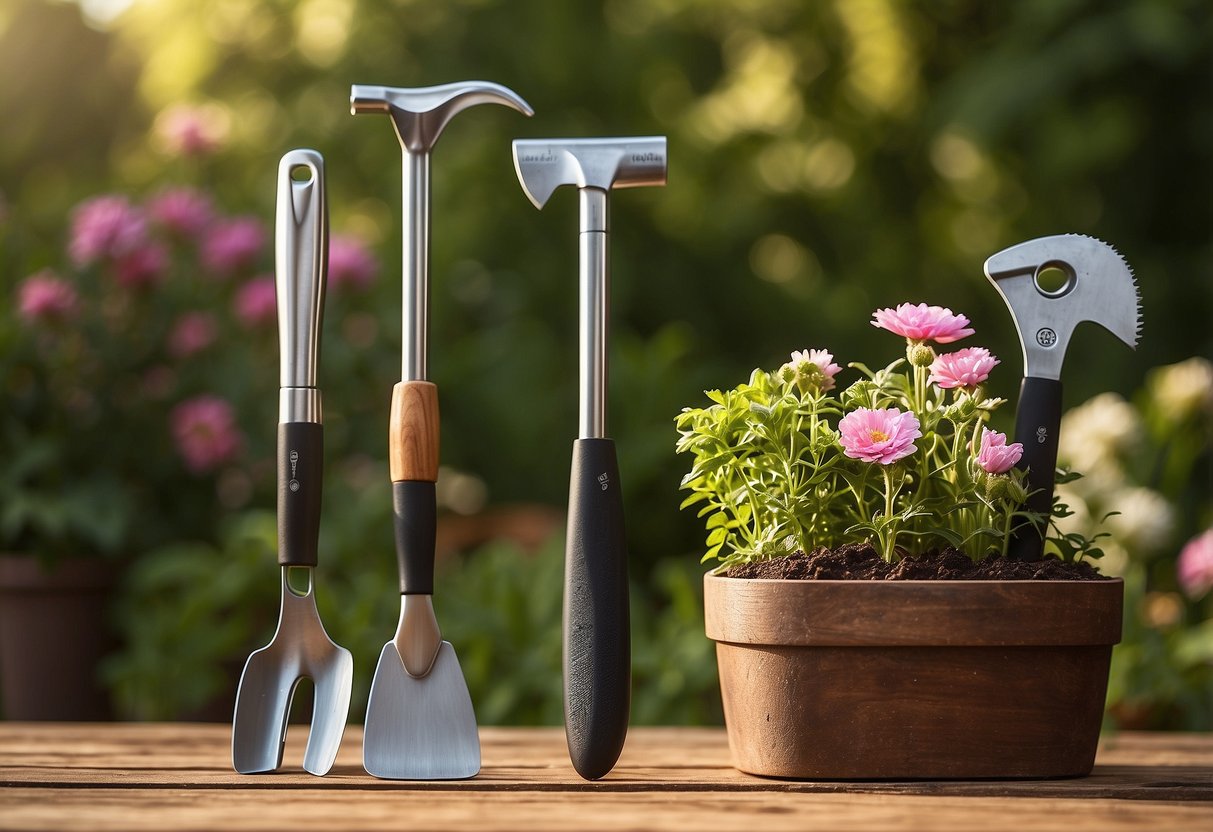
578,188 -> 609,439
402,150 -> 431,382
276,149 -> 327,399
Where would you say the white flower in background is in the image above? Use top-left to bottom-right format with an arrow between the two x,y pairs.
1148,356 -> 1213,423
1058,392 -> 1142,489
1105,486 -> 1176,557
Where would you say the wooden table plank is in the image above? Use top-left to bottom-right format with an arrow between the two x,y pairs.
1,725 -> 1210,831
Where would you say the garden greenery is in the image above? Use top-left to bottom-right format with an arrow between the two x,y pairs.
675,302 -> 1063,567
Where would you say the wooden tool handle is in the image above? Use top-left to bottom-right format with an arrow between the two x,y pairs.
389,380 -> 439,483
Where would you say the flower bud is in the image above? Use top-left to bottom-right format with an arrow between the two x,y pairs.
907,342 -> 936,368
984,473 -> 1010,502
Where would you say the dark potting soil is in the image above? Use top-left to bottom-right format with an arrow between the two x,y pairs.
724,543 -> 1108,581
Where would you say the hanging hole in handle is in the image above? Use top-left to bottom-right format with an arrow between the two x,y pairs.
290,164 -> 315,183
286,565 -> 313,597
1034,261 -> 1075,298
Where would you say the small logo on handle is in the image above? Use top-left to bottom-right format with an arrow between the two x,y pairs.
289,450 -> 300,491
1036,328 -> 1057,348
598,473 -> 610,491
1036,426 -> 1048,444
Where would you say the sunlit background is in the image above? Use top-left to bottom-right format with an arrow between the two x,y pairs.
1,0 -> 1209,728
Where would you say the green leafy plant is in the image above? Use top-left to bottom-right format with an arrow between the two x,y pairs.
676,302 -> 1049,567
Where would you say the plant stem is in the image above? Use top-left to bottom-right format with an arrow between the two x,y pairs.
881,465 -> 898,561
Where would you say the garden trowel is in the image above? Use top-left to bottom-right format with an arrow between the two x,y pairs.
984,234 -> 1141,560
351,81 -> 532,780
232,149 -> 352,776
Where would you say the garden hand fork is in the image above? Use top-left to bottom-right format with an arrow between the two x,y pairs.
232,149 -> 353,775
984,234 -> 1141,560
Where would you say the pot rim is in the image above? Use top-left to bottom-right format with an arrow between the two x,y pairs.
704,572 -> 1124,647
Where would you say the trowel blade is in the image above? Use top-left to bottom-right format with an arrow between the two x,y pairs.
362,641 -> 481,780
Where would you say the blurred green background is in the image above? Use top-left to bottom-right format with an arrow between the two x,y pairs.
1,0 -> 1209,727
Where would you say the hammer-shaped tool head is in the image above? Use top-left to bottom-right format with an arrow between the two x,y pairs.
984,234 -> 1140,380
351,81 -> 533,154
512,137 -> 667,211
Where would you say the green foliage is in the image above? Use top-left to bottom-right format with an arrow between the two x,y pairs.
676,332 -> 1043,564
2,0 -> 1209,728
105,519 -> 721,725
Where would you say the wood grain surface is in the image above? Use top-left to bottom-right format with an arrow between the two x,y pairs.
0,725 -> 1209,831
389,380 -> 439,483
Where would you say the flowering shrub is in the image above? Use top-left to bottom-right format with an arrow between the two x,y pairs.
675,302 -> 1042,565
1050,357 -> 1213,729
1,182 -> 378,562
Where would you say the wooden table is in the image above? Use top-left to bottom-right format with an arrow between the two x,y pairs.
1,724 -> 1210,830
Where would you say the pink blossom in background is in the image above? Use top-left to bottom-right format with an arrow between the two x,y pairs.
157,105 -> 225,157
327,234 -> 379,292
975,427 -> 1023,474
148,188 -> 215,238
17,270 -> 78,323
171,395 -> 243,474
69,195 -> 147,266
930,346 -> 1000,390
202,216 -> 266,276
168,312 -> 218,358
114,242 -> 169,289
1177,529 -> 1213,600
838,407 -> 921,465
789,348 -> 843,392
871,302 -> 975,344
234,275 -> 277,328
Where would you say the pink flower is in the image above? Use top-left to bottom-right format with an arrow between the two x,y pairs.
168,312 -> 218,358
233,275 -> 277,328
871,302 -> 975,344
202,217 -> 266,276
148,188 -> 215,238
975,427 -> 1023,474
69,196 -> 147,266
838,407 -> 921,465
17,270 -> 78,323
930,347 -> 1000,390
1177,529 -> 1213,600
113,242 -> 169,289
790,348 -> 842,392
156,105 -> 225,157
328,234 -> 378,292
171,395 -> 244,474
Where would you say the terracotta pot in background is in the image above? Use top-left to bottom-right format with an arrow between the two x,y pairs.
705,575 -> 1124,779
0,555 -> 118,720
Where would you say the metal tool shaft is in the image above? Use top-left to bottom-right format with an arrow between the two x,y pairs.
402,151 -> 430,382
579,188 -> 609,439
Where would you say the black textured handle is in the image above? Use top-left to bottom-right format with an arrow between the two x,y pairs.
393,481 -> 436,595
1007,376 -> 1064,561
564,438 -> 630,780
277,422 -> 323,567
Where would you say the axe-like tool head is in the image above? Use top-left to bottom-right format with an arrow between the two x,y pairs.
512,137 -> 667,211
984,234 -> 1141,379
351,81 -> 533,154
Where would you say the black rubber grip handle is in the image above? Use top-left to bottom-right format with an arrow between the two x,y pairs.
1007,376 -> 1064,561
393,481 -> 436,595
277,422 -> 323,567
563,438 -> 630,780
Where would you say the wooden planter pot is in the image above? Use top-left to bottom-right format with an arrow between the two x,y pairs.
0,556 -> 118,720
704,575 -> 1123,779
